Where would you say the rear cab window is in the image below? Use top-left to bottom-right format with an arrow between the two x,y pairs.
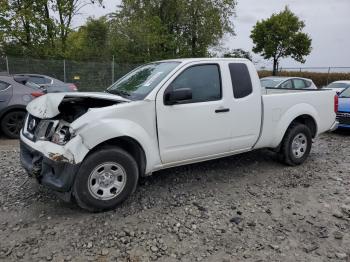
229,63 -> 252,98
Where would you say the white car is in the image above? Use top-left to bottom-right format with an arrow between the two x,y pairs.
325,80 -> 350,94
20,58 -> 338,211
261,76 -> 318,89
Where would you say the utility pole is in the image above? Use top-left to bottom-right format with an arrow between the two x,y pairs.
63,59 -> 66,82
5,56 -> 9,75
112,55 -> 115,84
326,67 -> 331,85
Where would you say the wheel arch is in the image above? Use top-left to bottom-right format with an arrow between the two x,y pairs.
86,136 -> 147,177
288,114 -> 317,138
274,114 -> 317,152
267,103 -> 320,148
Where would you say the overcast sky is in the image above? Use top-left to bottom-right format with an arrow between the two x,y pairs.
77,0 -> 350,69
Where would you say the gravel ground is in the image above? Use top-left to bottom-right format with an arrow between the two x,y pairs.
0,131 -> 349,262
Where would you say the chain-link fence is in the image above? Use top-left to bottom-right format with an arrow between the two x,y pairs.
0,56 -> 138,91
1,56 -> 350,90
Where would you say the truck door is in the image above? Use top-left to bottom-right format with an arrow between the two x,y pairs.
156,62 -> 232,164
225,62 -> 261,151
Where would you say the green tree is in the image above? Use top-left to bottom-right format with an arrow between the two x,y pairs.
109,0 -> 236,63
250,7 -> 312,75
0,0 -> 48,56
223,48 -> 252,60
66,17 -> 110,60
0,0 -> 103,58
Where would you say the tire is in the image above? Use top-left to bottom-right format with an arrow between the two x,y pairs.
280,123 -> 312,166
0,110 -> 26,139
73,146 -> 139,212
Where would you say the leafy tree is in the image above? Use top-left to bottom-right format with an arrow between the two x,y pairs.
66,17 -> 110,60
109,0 -> 236,63
223,48 -> 252,60
0,0 -> 48,56
0,0 -> 103,57
250,7 -> 312,75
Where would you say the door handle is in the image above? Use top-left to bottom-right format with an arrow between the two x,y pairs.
215,108 -> 230,113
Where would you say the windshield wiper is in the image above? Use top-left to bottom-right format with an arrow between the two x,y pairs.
106,89 -> 131,97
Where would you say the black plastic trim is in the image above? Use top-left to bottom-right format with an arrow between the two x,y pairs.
20,140 -> 80,192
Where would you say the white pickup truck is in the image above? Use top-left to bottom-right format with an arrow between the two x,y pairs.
20,58 -> 338,211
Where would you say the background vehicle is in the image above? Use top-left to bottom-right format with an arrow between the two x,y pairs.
325,80 -> 350,94
261,76 -> 318,89
336,87 -> 350,129
20,58 -> 337,212
15,74 -> 78,92
0,76 -> 44,138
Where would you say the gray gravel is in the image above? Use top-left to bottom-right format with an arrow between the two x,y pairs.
0,131 -> 349,261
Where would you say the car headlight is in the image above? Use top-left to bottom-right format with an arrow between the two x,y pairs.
51,122 -> 74,145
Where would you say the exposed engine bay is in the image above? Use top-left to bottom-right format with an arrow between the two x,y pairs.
57,97 -> 119,123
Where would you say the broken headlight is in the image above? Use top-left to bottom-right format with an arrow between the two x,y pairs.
51,121 -> 74,145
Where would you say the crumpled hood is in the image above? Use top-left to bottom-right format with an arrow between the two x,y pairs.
27,92 -> 130,119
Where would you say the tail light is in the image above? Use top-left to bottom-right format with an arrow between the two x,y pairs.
31,92 -> 44,98
334,95 -> 338,113
68,83 -> 78,91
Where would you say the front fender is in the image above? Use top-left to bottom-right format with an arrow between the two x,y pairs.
75,118 -> 159,173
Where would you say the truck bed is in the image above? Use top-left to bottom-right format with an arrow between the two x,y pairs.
254,88 -> 337,149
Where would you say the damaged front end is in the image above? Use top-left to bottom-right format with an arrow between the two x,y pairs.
24,93 -> 126,146
20,92 -> 128,195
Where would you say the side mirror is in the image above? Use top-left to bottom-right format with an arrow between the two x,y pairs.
164,88 -> 192,105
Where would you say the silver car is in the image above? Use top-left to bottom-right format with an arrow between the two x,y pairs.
0,76 -> 44,138
261,77 -> 318,89
325,80 -> 350,94
15,74 -> 78,92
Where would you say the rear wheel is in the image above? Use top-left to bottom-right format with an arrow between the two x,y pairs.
73,147 -> 139,212
0,110 -> 26,139
280,123 -> 312,166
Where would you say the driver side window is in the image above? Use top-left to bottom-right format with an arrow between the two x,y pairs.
168,64 -> 222,103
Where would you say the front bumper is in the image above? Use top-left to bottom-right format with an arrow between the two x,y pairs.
20,140 -> 80,192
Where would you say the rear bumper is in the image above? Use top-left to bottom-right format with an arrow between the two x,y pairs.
329,121 -> 339,131
20,140 -> 80,192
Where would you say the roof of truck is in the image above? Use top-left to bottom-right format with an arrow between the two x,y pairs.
155,58 -> 251,63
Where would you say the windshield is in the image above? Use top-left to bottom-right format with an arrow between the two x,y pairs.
340,87 -> 350,98
107,62 -> 180,100
260,78 -> 284,88
327,82 -> 350,90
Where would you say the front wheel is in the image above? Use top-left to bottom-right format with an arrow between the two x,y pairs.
280,123 -> 312,166
73,147 -> 139,212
